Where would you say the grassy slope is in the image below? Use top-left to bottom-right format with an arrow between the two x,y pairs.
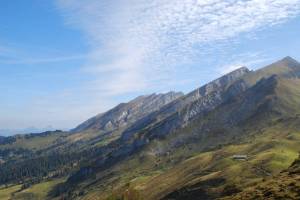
273,78 -> 300,114
0,185 -> 21,200
138,120 -> 300,200
221,156 -> 300,200
0,178 -> 65,200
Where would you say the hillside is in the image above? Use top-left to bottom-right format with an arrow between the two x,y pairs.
222,155 -> 300,200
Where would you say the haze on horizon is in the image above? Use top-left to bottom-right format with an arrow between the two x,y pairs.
1,0 -> 300,130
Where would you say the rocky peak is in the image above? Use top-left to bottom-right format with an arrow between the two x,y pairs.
280,56 -> 299,65
266,56 -> 300,69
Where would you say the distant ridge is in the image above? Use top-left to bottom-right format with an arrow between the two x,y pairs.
0,126 -> 56,136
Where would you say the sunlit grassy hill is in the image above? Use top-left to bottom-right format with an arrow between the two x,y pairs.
221,154 -> 300,200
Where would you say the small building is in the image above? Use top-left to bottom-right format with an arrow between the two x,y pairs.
232,155 -> 248,160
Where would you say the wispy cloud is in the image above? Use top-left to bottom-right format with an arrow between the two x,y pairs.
56,0 -> 300,96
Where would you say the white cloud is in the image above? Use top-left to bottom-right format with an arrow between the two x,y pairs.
57,0 -> 300,95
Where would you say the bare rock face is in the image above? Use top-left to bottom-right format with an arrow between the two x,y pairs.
120,67 -> 251,141
188,67 -> 250,100
181,67 -> 250,124
72,91 -> 183,133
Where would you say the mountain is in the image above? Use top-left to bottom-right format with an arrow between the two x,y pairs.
69,92 -> 183,146
58,92 -> 184,152
61,66 -> 251,183
120,66 -> 250,140
116,57 -> 299,146
1,56 -> 300,200
0,126 -> 56,136
60,57 -> 300,199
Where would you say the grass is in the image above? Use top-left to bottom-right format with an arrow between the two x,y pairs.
0,185 -> 21,200
0,178 -> 65,200
221,158 -> 300,200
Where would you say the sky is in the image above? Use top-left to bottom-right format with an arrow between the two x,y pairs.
1,0 -> 300,130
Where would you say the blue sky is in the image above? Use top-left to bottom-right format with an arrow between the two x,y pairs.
1,0 -> 300,130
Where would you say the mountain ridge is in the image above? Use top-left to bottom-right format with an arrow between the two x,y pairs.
72,91 -> 183,133
61,56 -> 300,199
1,56 -> 300,200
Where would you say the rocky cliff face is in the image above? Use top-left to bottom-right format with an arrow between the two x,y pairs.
72,91 -> 183,133
120,67 -> 250,141
181,67 -> 250,124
